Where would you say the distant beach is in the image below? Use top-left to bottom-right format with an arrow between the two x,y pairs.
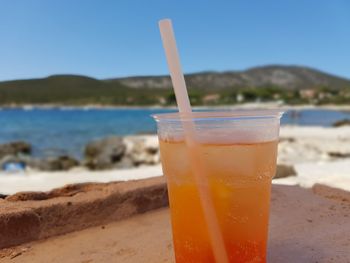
2,102 -> 350,111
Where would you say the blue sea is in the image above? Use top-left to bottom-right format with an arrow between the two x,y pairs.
0,107 -> 349,159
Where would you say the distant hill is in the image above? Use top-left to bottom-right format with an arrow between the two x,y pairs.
115,65 -> 350,90
0,75 -> 166,105
0,65 -> 349,106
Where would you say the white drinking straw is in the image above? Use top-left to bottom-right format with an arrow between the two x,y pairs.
159,19 -> 229,263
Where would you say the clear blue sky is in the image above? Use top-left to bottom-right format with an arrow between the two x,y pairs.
0,0 -> 349,81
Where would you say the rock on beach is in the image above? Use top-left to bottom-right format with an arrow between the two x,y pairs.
84,136 -> 160,170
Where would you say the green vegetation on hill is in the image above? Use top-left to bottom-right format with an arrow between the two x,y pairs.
1,66 -> 350,106
0,75 -> 167,106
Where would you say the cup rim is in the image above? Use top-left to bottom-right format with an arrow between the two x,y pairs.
152,109 -> 284,121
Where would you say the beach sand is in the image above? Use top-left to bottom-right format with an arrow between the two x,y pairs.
0,165 -> 163,195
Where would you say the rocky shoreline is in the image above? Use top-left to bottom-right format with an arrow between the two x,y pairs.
0,125 -> 350,195
1,122 -> 349,173
0,135 -> 160,172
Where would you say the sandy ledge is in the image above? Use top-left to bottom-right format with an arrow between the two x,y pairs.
0,183 -> 349,262
0,177 -> 168,249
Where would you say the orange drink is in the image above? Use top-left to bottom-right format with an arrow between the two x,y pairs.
160,140 -> 277,262
153,111 -> 282,263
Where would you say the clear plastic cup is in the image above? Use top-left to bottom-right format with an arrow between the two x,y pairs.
153,110 -> 283,263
